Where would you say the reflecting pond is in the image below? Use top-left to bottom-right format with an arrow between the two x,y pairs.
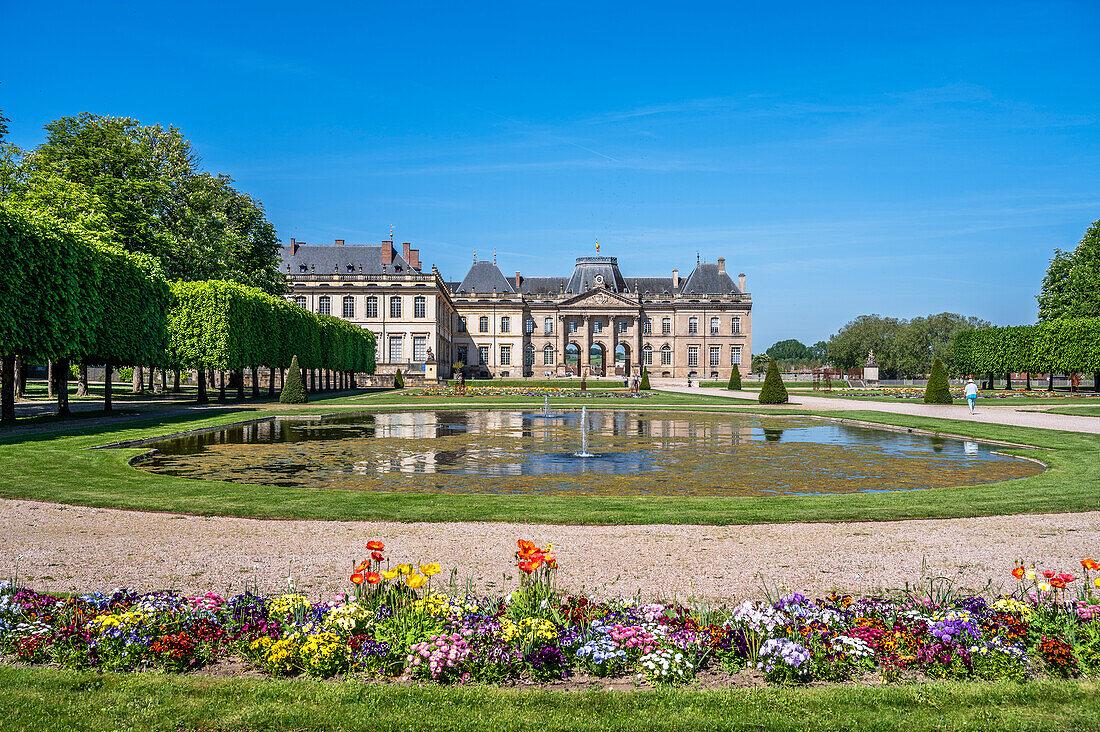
133,410 -> 1042,497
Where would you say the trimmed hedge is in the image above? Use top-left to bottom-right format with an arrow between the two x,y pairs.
758,360 -> 789,404
279,355 -> 307,404
727,364 -> 742,390
640,368 -> 651,390
954,319 -> 1100,374
923,357 -> 952,404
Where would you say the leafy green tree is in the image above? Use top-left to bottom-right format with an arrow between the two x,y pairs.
727,364 -> 742,390
758,360 -> 788,404
923,357 -> 952,404
807,341 -> 829,363
1038,218 -> 1100,320
751,353 -> 771,375
279,355 -> 307,404
766,339 -> 808,362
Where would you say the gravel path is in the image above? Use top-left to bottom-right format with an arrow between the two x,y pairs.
4,499 -> 1096,601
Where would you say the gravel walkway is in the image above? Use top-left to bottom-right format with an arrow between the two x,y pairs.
4,499 -> 1096,601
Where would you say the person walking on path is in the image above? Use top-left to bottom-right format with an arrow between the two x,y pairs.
964,378 -> 979,415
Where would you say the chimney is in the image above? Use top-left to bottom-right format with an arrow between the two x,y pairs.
410,248 -> 421,270
672,268 -> 680,288
739,273 -> 746,292
381,240 -> 393,266
515,271 -> 521,288
290,238 -> 298,255
334,239 -> 344,246
717,257 -> 726,274
403,242 -> 412,264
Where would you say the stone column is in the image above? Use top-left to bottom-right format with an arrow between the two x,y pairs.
583,315 -> 592,374
559,314 -> 568,374
636,314 -> 643,376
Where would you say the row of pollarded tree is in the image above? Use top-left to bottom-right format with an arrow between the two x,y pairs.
0,204 -> 376,422
953,319 -> 1100,391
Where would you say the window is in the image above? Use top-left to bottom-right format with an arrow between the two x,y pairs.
688,346 -> 699,367
688,317 -> 698,334
388,336 -> 403,362
662,317 -> 671,335
568,320 -> 578,334
500,345 -> 511,365
458,316 -> 467,333
617,319 -> 628,334
643,318 -> 652,335
389,296 -> 401,318
710,317 -> 720,335
413,336 -> 427,362
660,345 -> 672,366
524,344 -> 535,365
293,296 -> 307,309
709,345 -> 720,367
730,345 -> 742,366
365,296 -> 377,318
457,345 -> 468,365
543,344 -> 555,364
731,317 -> 741,334
593,319 -> 603,333
544,317 -> 553,334
500,316 -> 510,333
478,346 -> 489,366
525,318 -> 535,334
479,316 -> 489,333
343,296 -> 355,319
318,295 -> 331,316
414,296 -> 426,318
643,344 -> 653,366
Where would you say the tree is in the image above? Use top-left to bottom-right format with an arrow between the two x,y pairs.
807,341 -> 829,363
766,339 -> 808,362
751,353 -> 771,375
758,360 -> 788,404
923,357 -> 952,404
727,364 -> 742,390
1038,218 -> 1100,321
827,313 -> 987,378
640,368 -> 651,390
393,369 -> 404,389
279,355 -> 307,404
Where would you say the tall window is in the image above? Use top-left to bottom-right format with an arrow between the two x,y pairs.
388,336 -> 402,362
458,316 -> 467,332
544,317 -> 553,334
525,318 -> 535,334
709,345 -> 720,367
730,345 -> 742,365
660,345 -> 672,365
414,296 -> 426,318
688,317 -> 698,334
389,296 -> 401,318
343,295 -> 355,319
478,346 -> 489,366
543,345 -> 555,364
500,316 -> 510,333
688,346 -> 699,367
479,316 -> 489,333
500,345 -> 511,365
413,336 -> 427,361
365,296 -> 378,318
524,344 -> 535,366
643,318 -> 652,335
731,317 -> 741,334
568,320 -> 578,334
617,319 -> 628,334
593,319 -> 603,333
662,317 -> 671,335
293,296 -> 307,309
643,344 -> 653,365
710,317 -> 720,335
318,295 -> 331,316
457,345 -> 468,365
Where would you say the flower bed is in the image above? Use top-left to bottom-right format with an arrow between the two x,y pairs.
414,386 -> 653,399
2,542 -> 1099,687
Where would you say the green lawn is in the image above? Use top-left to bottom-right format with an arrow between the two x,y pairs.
787,389 -> 1100,406
1,393 -> 1097,525
443,378 -> 625,389
1045,406 -> 1100,417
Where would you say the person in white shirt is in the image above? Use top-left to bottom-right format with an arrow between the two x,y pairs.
964,378 -> 979,415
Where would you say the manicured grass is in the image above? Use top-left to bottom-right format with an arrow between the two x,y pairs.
787,390 -> 1100,406
1,667 -> 1096,732
444,378 -> 624,388
0,393 -> 1096,525
1045,406 -> 1100,417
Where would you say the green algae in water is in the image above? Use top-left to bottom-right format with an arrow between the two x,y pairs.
136,410 -> 1042,497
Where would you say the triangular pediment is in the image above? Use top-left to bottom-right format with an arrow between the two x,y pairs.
557,288 -> 639,310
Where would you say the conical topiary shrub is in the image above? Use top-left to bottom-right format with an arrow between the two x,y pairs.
727,364 -> 742,391
923,357 -> 953,404
640,368 -> 651,390
758,360 -> 788,404
394,369 -> 404,389
279,355 -> 307,404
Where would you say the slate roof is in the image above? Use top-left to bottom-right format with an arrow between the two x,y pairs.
624,277 -> 677,296
565,257 -> 628,293
679,263 -> 740,295
454,261 -> 516,294
517,276 -> 568,295
279,243 -> 413,275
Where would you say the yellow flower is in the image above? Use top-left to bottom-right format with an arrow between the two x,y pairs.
1094,577 -> 1100,589
396,563 -> 413,575
405,574 -> 427,589
419,563 -> 442,577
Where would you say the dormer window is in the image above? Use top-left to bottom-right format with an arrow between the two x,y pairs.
346,264 -> 354,272
394,265 -> 402,272
298,264 -> 308,272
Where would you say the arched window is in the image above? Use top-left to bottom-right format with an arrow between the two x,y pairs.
543,344 -> 555,364
389,296 -> 401,318
343,295 -> 355,319
544,317 -> 553,334
365,296 -> 378,318
524,344 -> 535,365
688,317 -> 698,334
643,344 -> 653,366
500,316 -> 510,333
479,316 -> 489,333
318,295 -> 331,316
293,296 -> 307,309
414,296 -> 426,318
661,344 -> 672,366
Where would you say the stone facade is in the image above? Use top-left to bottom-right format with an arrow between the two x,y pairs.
280,241 -> 752,381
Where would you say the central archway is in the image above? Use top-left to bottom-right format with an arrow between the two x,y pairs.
614,343 -> 630,376
564,342 -> 581,375
589,342 -> 606,376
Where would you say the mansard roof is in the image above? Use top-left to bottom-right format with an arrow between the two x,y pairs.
279,242 -> 413,275
624,277 -> 677,296
455,261 -> 515,294
679,263 -> 740,295
565,257 -> 628,294
517,276 -> 568,295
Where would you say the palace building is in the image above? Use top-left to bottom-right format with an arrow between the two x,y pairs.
279,239 -> 752,381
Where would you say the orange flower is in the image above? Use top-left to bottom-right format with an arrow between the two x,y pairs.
519,557 -> 544,574
350,572 -> 365,585
1011,566 -> 1025,579
1083,559 -> 1099,571
366,540 -> 385,551
356,560 -> 371,573
1051,578 -> 1066,589
371,551 -> 385,562
517,539 -> 537,554
365,572 -> 382,584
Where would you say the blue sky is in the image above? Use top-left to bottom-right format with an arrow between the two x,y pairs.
3,1 -> 1098,348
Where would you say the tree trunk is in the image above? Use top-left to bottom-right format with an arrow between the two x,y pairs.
251,366 -> 260,398
1094,371 -> 1100,393
47,360 -> 55,398
196,369 -> 208,404
14,357 -> 25,399
268,366 -> 276,396
104,362 -> 113,413
1048,372 -> 1055,391
310,370 -> 316,391
280,368 -> 285,390
148,366 -> 155,392
1025,373 -> 1031,391
219,371 -> 226,401
235,369 -> 244,400
160,369 -> 167,393
133,365 -> 144,394
1004,371 -> 1012,391
173,370 -> 181,393
1,355 -> 15,423
55,357 -> 71,417
74,362 -> 89,397
986,371 -> 994,391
